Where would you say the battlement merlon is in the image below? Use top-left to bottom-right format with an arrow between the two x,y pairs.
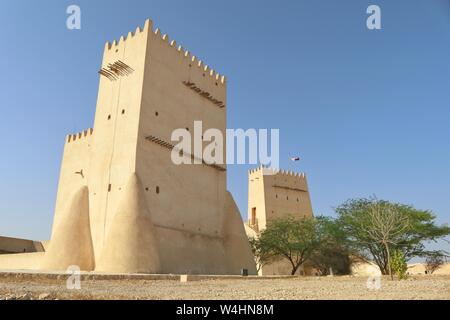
102,19 -> 226,85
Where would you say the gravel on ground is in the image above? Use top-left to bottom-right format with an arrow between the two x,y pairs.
0,274 -> 448,300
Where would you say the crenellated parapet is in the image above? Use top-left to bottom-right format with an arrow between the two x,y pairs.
103,19 -> 226,86
104,23 -> 148,51
66,128 -> 93,144
248,165 -> 307,179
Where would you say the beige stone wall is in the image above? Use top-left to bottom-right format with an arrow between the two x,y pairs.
88,26 -> 148,259
0,236 -> 44,254
41,187 -> 94,271
260,260 -> 315,276
0,252 -> 45,270
263,169 -> 313,223
350,260 -> 382,277
247,169 -> 267,232
52,129 -> 93,236
247,168 -> 313,233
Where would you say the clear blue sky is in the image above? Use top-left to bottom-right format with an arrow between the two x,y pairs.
0,0 -> 449,255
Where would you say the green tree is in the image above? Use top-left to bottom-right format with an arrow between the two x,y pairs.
336,197 -> 450,278
258,216 -> 322,275
309,216 -> 352,275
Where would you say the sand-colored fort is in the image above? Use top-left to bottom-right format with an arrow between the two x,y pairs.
0,19 -> 257,275
0,19 -> 415,279
0,14 -> 449,302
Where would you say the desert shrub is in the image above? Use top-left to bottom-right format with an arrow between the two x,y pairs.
390,250 -> 408,280
425,254 -> 446,274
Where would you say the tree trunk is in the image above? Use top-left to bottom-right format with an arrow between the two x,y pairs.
288,258 -> 297,276
383,241 -> 393,280
291,265 -> 299,275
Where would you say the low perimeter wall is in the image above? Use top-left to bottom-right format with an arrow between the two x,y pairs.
0,236 -> 44,254
0,252 -> 45,270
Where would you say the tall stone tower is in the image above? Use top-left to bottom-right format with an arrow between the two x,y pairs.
36,19 -> 257,275
245,167 -> 314,275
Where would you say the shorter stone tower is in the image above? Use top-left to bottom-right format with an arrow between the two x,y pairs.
245,167 -> 314,275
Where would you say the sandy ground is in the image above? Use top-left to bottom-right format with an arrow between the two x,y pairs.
0,274 -> 449,300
